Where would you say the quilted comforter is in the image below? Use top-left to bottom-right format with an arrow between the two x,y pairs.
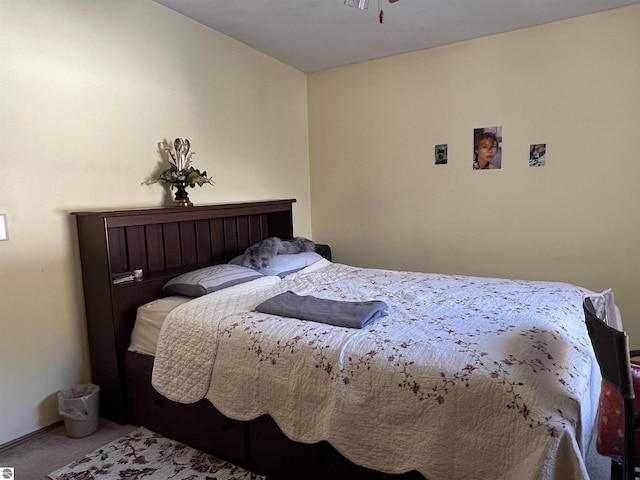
152,260 -> 601,480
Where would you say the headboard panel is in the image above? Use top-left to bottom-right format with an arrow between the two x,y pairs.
72,199 -> 296,422
104,207 -> 293,275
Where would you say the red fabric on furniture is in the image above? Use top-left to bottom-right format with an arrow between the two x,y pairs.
596,364 -> 640,456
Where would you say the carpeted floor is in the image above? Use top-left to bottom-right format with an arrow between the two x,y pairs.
0,419 -> 137,479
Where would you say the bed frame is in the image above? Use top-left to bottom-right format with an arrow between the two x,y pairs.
72,199 -> 423,480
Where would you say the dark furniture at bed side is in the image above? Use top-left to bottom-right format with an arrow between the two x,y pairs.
584,297 -> 640,480
72,199 -> 296,423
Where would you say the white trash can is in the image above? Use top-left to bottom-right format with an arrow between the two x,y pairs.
58,383 -> 100,438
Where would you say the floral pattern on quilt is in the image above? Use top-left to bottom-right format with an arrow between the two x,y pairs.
153,260 -> 600,480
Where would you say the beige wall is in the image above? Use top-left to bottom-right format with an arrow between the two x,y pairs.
0,0 -> 310,445
309,8 -> 640,337
2,0 -> 639,448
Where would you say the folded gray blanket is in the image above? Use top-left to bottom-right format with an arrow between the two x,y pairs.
255,291 -> 388,329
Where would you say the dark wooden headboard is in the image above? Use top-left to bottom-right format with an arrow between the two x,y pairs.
72,199 -> 296,422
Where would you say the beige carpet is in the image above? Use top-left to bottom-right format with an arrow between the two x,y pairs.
0,419 -> 137,479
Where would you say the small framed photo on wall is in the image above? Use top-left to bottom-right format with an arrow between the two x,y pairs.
473,126 -> 502,170
435,144 -> 448,165
529,144 -> 546,167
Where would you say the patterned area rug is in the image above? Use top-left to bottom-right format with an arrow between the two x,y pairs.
47,427 -> 265,480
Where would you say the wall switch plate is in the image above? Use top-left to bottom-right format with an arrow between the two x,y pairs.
0,214 -> 8,241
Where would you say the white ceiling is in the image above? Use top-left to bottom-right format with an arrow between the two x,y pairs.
152,0 -> 639,73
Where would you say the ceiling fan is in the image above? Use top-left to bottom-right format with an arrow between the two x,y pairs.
345,0 -> 400,23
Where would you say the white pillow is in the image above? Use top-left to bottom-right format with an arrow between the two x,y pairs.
163,264 -> 265,297
587,288 -> 622,331
230,252 -> 323,278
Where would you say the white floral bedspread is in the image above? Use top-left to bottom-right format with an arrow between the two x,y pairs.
152,260 -> 600,480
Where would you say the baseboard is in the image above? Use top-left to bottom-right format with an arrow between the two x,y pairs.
0,420 -> 64,453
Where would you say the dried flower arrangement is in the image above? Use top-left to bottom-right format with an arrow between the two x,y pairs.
155,138 -> 213,188
149,138 -> 213,206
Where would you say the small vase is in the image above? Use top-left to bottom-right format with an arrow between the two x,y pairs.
173,179 -> 193,207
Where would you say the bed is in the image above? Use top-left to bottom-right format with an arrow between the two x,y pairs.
72,200 -> 601,480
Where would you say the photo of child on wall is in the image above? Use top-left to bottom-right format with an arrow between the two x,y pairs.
473,126 -> 502,170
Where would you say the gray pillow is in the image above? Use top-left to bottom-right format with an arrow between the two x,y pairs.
230,252 -> 324,278
163,264 -> 265,297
